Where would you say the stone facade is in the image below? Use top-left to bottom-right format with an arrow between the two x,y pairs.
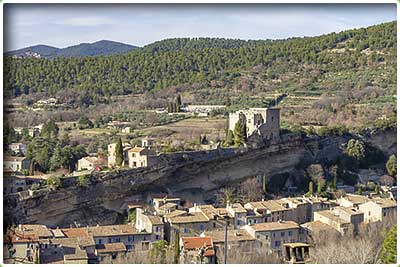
127,147 -> 157,168
229,107 -> 280,142
4,156 -> 30,172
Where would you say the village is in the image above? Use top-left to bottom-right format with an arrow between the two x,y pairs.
4,192 -> 397,264
3,103 -> 398,264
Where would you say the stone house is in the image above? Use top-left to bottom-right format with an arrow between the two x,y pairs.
141,136 -> 156,148
87,224 -> 154,252
152,196 -> 181,209
313,206 -> 364,235
165,212 -> 218,242
179,236 -> 216,264
127,147 -> 157,168
300,221 -> 340,243
95,243 -> 127,263
336,194 -> 370,208
229,107 -> 280,141
6,224 -> 53,263
135,208 -> 164,242
244,200 -> 296,224
242,221 -> 303,256
358,198 -> 397,223
204,229 -> 257,263
8,143 -> 27,155
226,203 -> 247,229
77,156 -> 103,171
107,142 -> 131,168
4,156 -> 30,172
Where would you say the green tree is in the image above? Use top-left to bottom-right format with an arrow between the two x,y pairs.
149,240 -> 168,264
233,114 -> 246,147
346,139 -> 366,161
47,175 -> 62,189
386,155 -> 397,177
77,116 -> 94,129
330,165 -> 338,190
308,181 -> 314,195
77,175 -> 88,187
379,225 -> 397,264
173,232 -> 180,264
262,174 -> 267,193
224,130 -> 234,146
115,137 -> 124,167
41,120 -> 59,138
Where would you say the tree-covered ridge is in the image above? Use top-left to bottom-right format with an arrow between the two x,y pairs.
142,37 -> 272,53
4,21 -> 396,100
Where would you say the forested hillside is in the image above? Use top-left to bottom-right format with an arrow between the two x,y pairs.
4,21 -> 397,130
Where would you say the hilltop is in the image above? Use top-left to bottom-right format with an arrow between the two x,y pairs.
5,40 -> 137,58
4,21 -> 397,130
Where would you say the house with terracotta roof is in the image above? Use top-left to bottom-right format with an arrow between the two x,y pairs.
180,236 -> 216,264
336,194 -> 370,208
95,243 -> 127,263
135,208 -> 164,242
300,221 -> 341,243
165,211 -> 218,242
313,206 -> 364,235
87,224 -> 153,252
226,203 -> 247,228
242,221 -> 303,256
204,228 -> 258,262
244,200 -> 296,224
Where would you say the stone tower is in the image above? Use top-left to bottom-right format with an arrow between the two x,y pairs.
228,107 -> 280,141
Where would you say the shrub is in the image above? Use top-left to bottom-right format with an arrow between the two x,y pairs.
46,176 -> 62,189
77,175 -> 88,187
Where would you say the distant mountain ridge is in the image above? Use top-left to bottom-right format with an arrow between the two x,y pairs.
5,40 -> 137,58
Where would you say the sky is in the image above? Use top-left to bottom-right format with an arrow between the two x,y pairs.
4,3 -> 397,52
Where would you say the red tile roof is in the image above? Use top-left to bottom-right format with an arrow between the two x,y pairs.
181,236 -> 215,256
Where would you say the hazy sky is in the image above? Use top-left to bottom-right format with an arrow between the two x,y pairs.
4,3 -> 397,51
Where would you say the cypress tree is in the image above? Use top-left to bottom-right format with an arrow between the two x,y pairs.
308,181 -> 314,195
173,232 -> 180,264
225,129 -> 234,146
263,174 -> 267,193
233,114 -> 247,146
380,225 -> 397,264
115,137 -> 124,167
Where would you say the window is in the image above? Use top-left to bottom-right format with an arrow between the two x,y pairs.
383,212 -> 387,217
108,238 -> 112,243
156,235 -> 160,240
271,116 -> 274,122
98,239 -> 102,244
128,236 -> 134,242
288,231 -> 292,236
274,241 -> 281,247
272,232 -> 276,238
281,232 -> 285,237
115,237 -> 121,242
184,228 -> 189,233
200,225 -> 204,231
155,226 -> 159,232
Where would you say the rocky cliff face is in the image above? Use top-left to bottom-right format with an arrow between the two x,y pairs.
4,131 -> 395,228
